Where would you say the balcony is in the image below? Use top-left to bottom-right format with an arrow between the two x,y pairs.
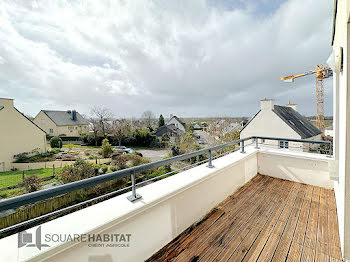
0,137 -> 341,262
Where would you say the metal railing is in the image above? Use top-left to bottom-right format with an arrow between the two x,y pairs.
0,136 -> 331,235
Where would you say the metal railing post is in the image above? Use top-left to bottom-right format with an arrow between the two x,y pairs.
255,138 -> 259,149
241,140 -> 245,153
207,149 -> 214,168
127,171 -> 142,202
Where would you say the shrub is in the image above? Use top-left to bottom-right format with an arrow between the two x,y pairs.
59,160 -> 96,183
88,154 -> 101,160
23,175 -> 41,193
92,164 -> 100,173
84,150 -> 91,156
50,148 -> 61,154
13,152 -> 29,163
171,146 -> 180,156
129,154 -> 149,167
101,138 -> 113,158
50,136 -> 63,148
66,143 -> 74,151
113,155 -> 128,170
101,164 -> 108,173
110,166 -> 117,172
97,150 -> 103,156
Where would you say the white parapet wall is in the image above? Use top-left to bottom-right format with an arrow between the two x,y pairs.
257,148 -> 334,189
0,146 -> 335,262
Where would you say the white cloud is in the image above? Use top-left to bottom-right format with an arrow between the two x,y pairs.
0,0 -> 333,118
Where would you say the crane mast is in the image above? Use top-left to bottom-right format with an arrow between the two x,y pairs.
280,64 -> 332,134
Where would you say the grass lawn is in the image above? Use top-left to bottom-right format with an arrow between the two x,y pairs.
0,168 -> 61,189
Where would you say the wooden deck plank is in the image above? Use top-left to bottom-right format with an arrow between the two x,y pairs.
222,181 -> 296,262
150,175 -> 270,261
198,179 -> 290,262
327,190 -> 342,260
285,185 -> 314,262
146,176 -> 342,262
254,183 -> 303,262
270,184 -> 307,261
300,186 -> 320,261
172,176 -> 278,261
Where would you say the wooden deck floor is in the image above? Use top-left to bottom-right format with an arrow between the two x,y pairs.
147,175 -> 342,262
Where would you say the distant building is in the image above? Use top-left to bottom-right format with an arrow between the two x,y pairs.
240,99 -> 322,150
192,122 -> 208,129
33,110 -> 89,137
152,115 -> 186,141
325,125 -> 334,137
167,115 -> 186,133
0,98 -> 47,171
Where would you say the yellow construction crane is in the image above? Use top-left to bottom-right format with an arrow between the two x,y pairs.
280,64 -> 332,134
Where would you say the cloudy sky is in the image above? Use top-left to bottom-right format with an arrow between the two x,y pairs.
0,0 -> 333,118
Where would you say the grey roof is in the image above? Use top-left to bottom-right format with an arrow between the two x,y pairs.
273,106 -> 321,139
43,110 -> 89,126
152,124 -> 183,137
169,116 -> 186,128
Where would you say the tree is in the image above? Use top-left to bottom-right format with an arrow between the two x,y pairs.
90,106 -> 114,135
101,138 -> 113,158
113,119 -> 131,146
141,110 -> 155,130
87,117 -> 99,146
50,137 -> 63,148
158,114 -> 165,127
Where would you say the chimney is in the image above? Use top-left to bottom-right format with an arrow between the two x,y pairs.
286,101 -> 297,111
0,98 -> 14,108
260,99 -> 274,111
72,110 -> 77,121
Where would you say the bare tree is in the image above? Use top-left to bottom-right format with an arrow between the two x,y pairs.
88,117 -> 100,146
141,110 -> 155,130
112,119 -> 131,146
90,106 -> 114,135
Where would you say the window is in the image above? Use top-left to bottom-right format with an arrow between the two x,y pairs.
49,128 -> 53,134
279,141 -> 289,149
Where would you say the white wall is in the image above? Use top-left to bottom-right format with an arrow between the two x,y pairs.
257,149 -> 333,188
332,0 -> 350,259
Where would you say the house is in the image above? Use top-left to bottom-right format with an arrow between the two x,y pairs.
33,110 -> 89,137
152,124 -> 184,142
193,122 -> 202,129
152,115 -> 186,142
0,98 -> 47,171
192,122 -> 208,129
167,115 -> 186,133
240,99 -> 322,150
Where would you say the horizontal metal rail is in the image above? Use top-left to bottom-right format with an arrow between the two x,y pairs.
0,136 -> 331,214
